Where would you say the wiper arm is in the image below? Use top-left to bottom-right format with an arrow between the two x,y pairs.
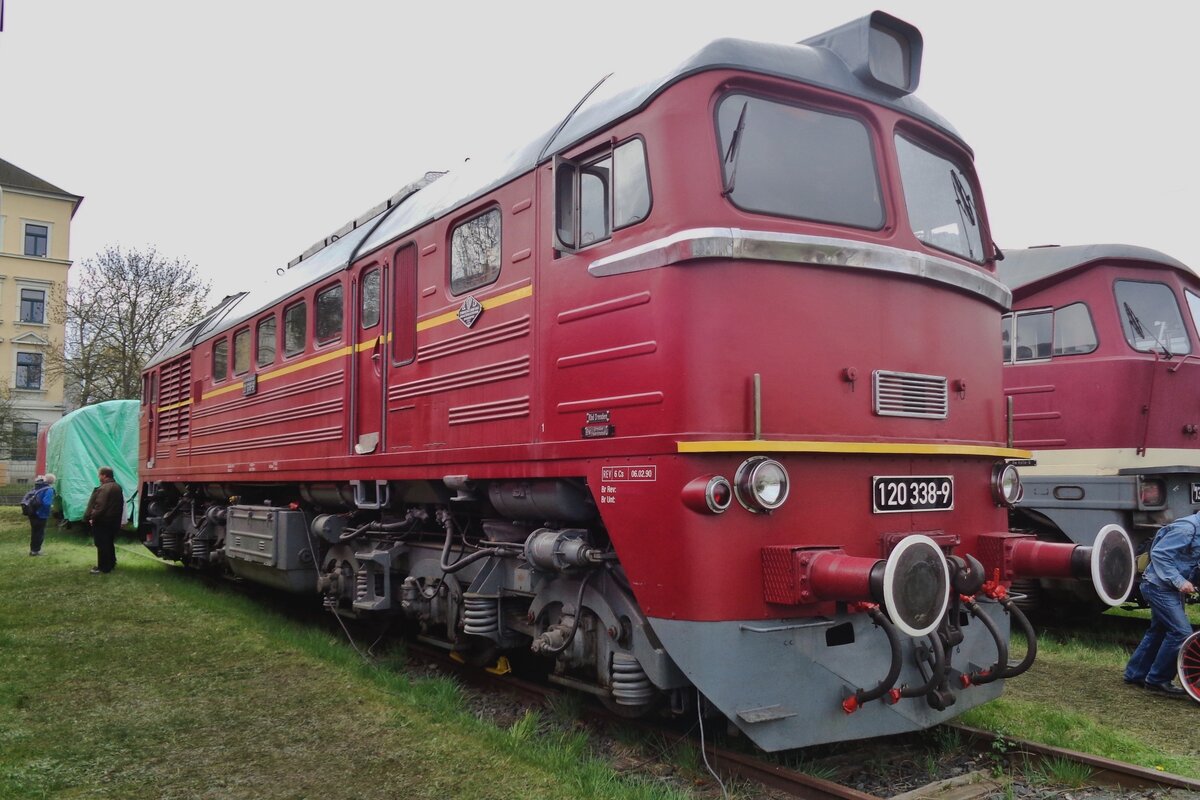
1124,301 -> 1173,359
949,169 -> 977,260
721,101 -> 749,197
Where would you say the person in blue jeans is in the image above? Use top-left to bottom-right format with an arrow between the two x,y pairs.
1124,512 -> 1200,696
28,473 -> 56,556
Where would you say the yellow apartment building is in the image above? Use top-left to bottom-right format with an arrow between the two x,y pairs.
0,157 -> 83,483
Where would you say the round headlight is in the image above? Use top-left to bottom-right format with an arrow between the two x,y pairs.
993,463 -> 1022,506
734,457 -> 789,513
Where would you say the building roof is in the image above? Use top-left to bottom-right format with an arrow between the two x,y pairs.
0,156 -> 84,215
995,244 -> 1194,294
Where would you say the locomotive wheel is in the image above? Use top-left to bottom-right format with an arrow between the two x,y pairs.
1178,630 -> 1200,703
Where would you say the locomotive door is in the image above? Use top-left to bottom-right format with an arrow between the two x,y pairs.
352,264 -> 386,454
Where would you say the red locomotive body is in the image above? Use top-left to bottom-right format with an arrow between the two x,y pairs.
999,245 -> 1200,605
139,14 -> 1131,750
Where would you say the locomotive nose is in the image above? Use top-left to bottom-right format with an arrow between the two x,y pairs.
977,524 -> 1136,606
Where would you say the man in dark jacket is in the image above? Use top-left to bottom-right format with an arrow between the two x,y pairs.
85,466 -> 124,574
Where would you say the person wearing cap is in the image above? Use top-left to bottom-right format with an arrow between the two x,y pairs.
1124,512 -> 1200,696
28,473 -> 56,556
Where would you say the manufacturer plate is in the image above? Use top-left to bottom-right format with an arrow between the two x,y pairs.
872,476 -> 954,513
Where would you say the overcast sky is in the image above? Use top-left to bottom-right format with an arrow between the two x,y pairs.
2,2 -> 1196,297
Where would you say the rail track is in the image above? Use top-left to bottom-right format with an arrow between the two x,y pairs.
404,638 -> 1200,800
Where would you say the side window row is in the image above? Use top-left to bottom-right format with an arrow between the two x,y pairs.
1002,302 -> 1097,364
213,283 -> 344,381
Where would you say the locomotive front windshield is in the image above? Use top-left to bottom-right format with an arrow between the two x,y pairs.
895,135 -> 984,264
1115,280 -> 1192,356
715,93 -> 883,228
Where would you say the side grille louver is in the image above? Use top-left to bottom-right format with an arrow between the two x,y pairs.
873,370 -> 948,419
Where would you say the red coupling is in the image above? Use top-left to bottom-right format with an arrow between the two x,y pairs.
886,688 -> 902,705
960,674 -> 972,688
842,695 -> 860,714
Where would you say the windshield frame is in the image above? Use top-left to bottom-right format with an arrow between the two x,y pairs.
713,90 -> 886,231
893,129 -> 987,266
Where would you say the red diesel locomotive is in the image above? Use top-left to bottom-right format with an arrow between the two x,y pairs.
999,244 -> 1200,608
138,13 -> 1134,751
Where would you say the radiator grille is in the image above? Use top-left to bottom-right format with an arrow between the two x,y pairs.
873,370 -> 948,419
156,355 -> 192,441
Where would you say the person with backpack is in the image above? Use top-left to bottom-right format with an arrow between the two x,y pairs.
25,474 -> 56,556
1124,512 -> 1200,696
84,466 -> 124,574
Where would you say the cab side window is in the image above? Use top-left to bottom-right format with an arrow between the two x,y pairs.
232,328 -> 250,375
256,316 -> 277,367
284,302 -> 306,357
555,137 -> 650,251
450,209 -> 501,295
213,338 -> 228,382
316,284 -> 344,345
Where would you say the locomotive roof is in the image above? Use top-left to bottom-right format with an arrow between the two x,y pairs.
995,244 -> 1195,294
150,15 -> 969,368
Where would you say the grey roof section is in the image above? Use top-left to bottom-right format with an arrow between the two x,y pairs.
995,244 -> 1195,294
149,16 -> 968,368
358,33 -> 964,260
0,156 -> 84,214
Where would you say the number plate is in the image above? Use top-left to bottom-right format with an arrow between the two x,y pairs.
872,476 -> 954,513
1191,483 -> 1200,505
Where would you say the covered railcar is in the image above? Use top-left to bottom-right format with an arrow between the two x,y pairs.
138,13 -> 1133,751
999,244 -> 1200,606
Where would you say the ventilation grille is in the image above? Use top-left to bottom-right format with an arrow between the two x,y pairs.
157,355 -> 192,441
873,370 -> 948,419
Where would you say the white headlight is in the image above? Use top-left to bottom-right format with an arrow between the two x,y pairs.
993,463 -> 1022,506
734,457 -> 790,513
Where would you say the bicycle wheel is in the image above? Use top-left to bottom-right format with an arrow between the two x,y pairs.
1179,630 -> 1200,703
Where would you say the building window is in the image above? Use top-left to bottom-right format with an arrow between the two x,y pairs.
450,208 -> 501,295
315,284 -> 343,344
24,224 -> 49,257
20,289 -> 46,323
256,316 -> 277,367
284,302 -> 306,356
16,352 -> 43,389
12,422 -> 38,461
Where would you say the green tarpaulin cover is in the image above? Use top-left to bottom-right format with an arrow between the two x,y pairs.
44,400 -> 139,525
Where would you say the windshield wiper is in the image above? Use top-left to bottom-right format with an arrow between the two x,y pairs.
1124,301 -> 1173,359
949,169 -> 977,260
721,101 -> 749,197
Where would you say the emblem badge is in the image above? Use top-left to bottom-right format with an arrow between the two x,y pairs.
457,296 -> 483,328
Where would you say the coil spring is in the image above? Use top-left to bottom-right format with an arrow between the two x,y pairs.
462,596 -> 499,635
355,571 -> 369,602
191,538 -> 209,565
611,652 -> 655,706
160,531 -> 178,554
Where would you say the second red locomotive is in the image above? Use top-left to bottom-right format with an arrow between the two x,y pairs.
137,13 -> 1134,750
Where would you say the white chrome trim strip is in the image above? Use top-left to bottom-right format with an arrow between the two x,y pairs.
588,228 -> 1011,309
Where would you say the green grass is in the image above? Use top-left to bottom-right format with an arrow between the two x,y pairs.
0,517 -> 694,800
961,623 -> 1200,778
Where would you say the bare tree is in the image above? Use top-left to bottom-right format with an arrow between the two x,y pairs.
47,245 -> 211,406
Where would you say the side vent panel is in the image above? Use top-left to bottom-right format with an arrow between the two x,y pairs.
873,370 -> 948,419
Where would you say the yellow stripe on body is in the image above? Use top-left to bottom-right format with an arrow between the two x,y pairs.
156,399 -> 193,413
417,285 -> 533,332
193,285 -> 532,403
677,440 -> 1032,459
